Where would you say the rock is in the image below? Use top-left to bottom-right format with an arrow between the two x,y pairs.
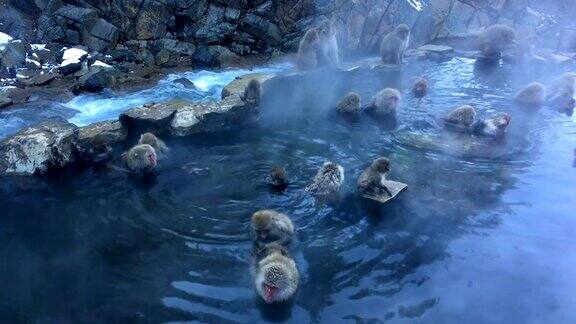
221,73 -> 273,99
172,77 -> 197,89
240,14 -> 282,45
75,69 -> 114,93
16,72 -> 56,87
418,44 -> 454,54
545,53 -> 574,66
1,39 -> 28,67
134,2 -> 171,40
0,32 -> 14,50
0,118 -> 78,176
0,95 -> 12,108
415,44 -> 455,61
192,45 -> 242,68
25,58 -> 42,70
119,102 -> 178,134
81,18 -> 120,52
170,94 -> 259,137
90,60 -> 114,71
75,120 -> 127,159
59,58 -> 82,75
55,5 -> 98,29
62,47 -> 89,61
153,39 -> 196,67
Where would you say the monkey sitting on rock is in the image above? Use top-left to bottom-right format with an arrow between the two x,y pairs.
380,24 -> 410,65
241,79 -> 263,104
546,73 -> 576,113
124,144 -> 158,175
316,20 -> 340,68
358,157 -> 408,203
297,28 -> 320,71
254,243 -> 299,304
251,210 -> 294,249
138,132 -> 169,159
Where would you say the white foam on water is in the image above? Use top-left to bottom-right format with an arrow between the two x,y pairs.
66,63 -> 291,126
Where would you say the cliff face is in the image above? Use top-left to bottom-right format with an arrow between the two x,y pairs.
1,0 -> 574,68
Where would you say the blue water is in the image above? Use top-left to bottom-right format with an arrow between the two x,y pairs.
1,57 -> 576,323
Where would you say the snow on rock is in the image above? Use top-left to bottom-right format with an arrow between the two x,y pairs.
62,48 -> 89,61
91,60 -> 113,70
0,32 -> 13,51
31,44 -> 48,51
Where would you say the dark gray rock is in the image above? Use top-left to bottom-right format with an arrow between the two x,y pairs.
75,69 -> 114,93
0,95 -> 13,108
75,120 -> 127,161
0,118 -> 78,175
172,77 -> 196,89
55,5 -> 98,28
16,72 -> 56,87
59,59 -> 83,75
81,18 -> 120,52
240,14 -> 282,45
135,2 -> 171,40
1,40 -> 28,67
119,102 -> 178,135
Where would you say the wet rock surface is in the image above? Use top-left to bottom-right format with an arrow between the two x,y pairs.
221,73 -> 274,99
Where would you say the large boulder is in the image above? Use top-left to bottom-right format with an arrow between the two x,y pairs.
0,39 -> 28,67
81,18 -> 120,52
170,94 -> 259,137
0,118 -> 78,176
75,120 -> 127,159
119,101 -> 179,134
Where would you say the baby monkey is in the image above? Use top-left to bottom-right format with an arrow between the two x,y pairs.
266,165 -> 289,190
241,79 -> 263,104
124,144 -> 157,175
138,132 -> 169,159
357,157 -> 393,197
87,134 -> 113,163
412,78 -> 428,98
252,210 -> 295,248
336,92 -> 362,114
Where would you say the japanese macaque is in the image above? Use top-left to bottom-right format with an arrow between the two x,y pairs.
546,73 -> 576,112
255,243 -> 299,304
514,82 -> 545,108
124,144 -> 157,175
412,78 -> 428,98
305,162 -> 344,196
472,113 -> 511,137
251,209 -> 294,248
316,20 -> 340,68
444,105 -> 477,132
138,133 -> 169,159
365,88 -> 401,115
241,79 -> 263,104
297,28 -> 320,71
477,24 -> 517,58
87,134 -> 113,162
336,92 -> 361,114
266,165 -> 289,189
380,24 -> 410,65
357,157 -> 393,197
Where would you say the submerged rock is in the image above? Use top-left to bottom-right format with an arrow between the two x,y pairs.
170,94 -> 259,136
221,73 -> 273,99
0,118 -> 78,176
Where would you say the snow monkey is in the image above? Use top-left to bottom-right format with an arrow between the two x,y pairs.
251,210 -> 294,248
138,133 -> 169,159
297,28 -> 320,71
477,24 -> 516,58
380,24 -> 410,65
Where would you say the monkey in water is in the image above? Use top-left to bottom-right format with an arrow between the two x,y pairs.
241,79 -> 263,104
305,162 -> 345,197
365,88 -> 401,115
124,144 -> 157,175
514,82 -> 545,108
252,209 -> 294,249
546,73 -> 576,113
357,157 -> 393,197
86,134 -> 113,163
477,24 -> 516,58
254,243 -> 299,304
138,133 -> 169,159
336,92 -> 361,114
412,77 -> 428,98
444,105 -> 477,132
297,28 -> 320,71
316,20 -> 339,68
472,113 -> 511,138
380,24 -> 410,65
266,165 -> 289,190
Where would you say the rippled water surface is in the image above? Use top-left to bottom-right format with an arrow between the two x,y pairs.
1,58 -> 576,323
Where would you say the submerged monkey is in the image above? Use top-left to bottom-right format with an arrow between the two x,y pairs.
546,73 -> 576,112
266,165 -> 289,190
357,157 -> 393,197
297,28 -> 320,71
514,82 -> 545,108
241,79 -> 263,104
252,209 -> 294,248
254,243 -> 299,304
444,106 -> 511,137
412,78 -> 428,98
365,88 -> 401,115
124,144 -> 157,175
473,113 -> 511,138
336,92 -> 362,114
305,162 -> 345,197
86,134 -> 114,163
444,105 -> 477,132
477,24 -> 516,58
138,133 -> 169,159
380,24 -> 410,65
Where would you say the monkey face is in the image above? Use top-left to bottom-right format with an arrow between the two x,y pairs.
493,113 -> 511,130
396,25 -> 410,40
387,95 -> 399,110
373,158 -> 391,173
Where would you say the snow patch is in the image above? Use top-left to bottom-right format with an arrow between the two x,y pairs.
62,48 -> 89,61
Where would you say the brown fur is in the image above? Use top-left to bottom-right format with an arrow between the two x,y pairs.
380,24 -> 410,64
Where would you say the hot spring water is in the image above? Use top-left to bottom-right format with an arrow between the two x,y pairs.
1,57 -> 576,323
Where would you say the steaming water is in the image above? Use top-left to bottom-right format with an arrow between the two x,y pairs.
1,57 -> 576,323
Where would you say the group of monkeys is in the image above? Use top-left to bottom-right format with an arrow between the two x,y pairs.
82,21 -> 576,305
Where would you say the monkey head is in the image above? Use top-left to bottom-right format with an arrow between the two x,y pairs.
88,134 -> 113,162
305,28 -> 319,43
395,24 -> 410,40
269,166 -> 288,186
321,162 -> 344,180
384,89 -> 401,111
129,144 -> 157,170
371,157 -> 391,173
252,210 -> 273,240
493,113 -> 511,131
